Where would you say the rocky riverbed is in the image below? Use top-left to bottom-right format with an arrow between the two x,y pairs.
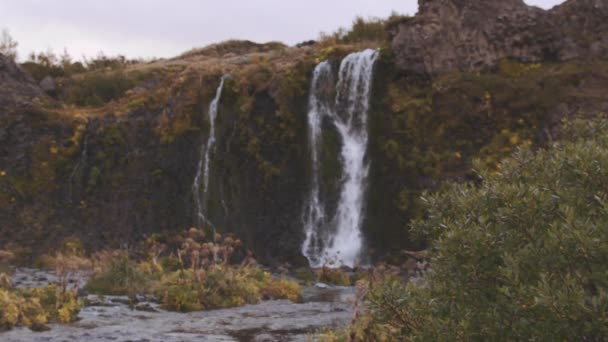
3,268 -> 354,342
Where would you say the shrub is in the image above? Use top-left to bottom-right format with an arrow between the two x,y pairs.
0,280 -> 81,331
0,249 -> 15,274
27,284 -> 82,324
85,251 -> 149,296
260,277 -> 302,302
316,267 -> 352,286
156,265 -> 301,312
318,13 -> 410,47
63,71 -> 135,106
0,28 -> 18,61
84,228 -> 302,312
333,117 -> 608,340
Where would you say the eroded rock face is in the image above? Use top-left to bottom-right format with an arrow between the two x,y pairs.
0,54 -> 46,175
0,53 -> 43,109
390,0 -> 608,75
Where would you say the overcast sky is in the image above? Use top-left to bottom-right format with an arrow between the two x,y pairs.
1,0 -> 566,61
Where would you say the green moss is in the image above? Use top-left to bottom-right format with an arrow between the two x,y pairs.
103,126 -> 126,147
86,167 -> 101,193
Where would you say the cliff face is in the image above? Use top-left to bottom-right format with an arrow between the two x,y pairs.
0,53 -> 47,203
0,53 -> 44,168
0,45 -> 317,264
1,1 -> 608,265
390,0 -> 608,75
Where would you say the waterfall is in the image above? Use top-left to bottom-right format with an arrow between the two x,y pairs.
302,49 -> 379,268
193,75 -> 227,230
302,61 -> 334,267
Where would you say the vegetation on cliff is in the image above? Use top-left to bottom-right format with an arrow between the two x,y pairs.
367,57 -> 608,253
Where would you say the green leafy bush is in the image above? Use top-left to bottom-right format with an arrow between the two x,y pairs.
329,118 -> 608,341
404,118 -> 608,340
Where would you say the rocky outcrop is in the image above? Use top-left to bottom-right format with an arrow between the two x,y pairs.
0,53 -> 43,110
0,54 -> 47,175
389,0 -> 608,75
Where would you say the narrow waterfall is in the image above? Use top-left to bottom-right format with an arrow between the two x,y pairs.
302,49 -> 379,268
193,75 -> 227,230
302,61 -> 334,266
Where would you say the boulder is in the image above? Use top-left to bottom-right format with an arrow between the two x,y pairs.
39,76 -> 56,94
389,0 -> 608,75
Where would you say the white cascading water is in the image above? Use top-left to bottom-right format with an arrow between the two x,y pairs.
193,75 -> 227,230
302,61 -> 334,267
302,49 -> 379,268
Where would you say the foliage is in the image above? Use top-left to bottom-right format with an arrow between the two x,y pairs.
0,279 -> 81,332
153,228 -> 301,311
367,59 -> 608,252
317,269 -> 408,342
85,250 -> 149,296
27,284 -> 82,324
318,13 -> 409,46
180,40 -> 286,58
0,28 -> 18,61
21,49 -> 142,83
157,266 -> 259,312
334,117 -> 608,341
156,266 -> 301,312
21,48 -> 86,82
294,267 -> 364,286
0,249 -> 15,274
62,70 -> 136,106
316,267 -> 352,286
84,228 -> 301,312
260,277 -> 302,302
83,52 -> 142,72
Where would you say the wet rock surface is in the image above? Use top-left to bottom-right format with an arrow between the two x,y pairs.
3,269 -> 354,342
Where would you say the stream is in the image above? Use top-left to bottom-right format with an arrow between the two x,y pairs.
3,268 -> 354,342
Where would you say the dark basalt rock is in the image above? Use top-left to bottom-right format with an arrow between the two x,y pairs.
389,0 -> 608,75
0,53 -> 43,111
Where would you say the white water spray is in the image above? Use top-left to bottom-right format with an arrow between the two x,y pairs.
193,75 -> 227,229
302,61 -> 333,266
302,49 -> 378,268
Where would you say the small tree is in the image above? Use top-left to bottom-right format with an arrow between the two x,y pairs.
0,28 -> 18,61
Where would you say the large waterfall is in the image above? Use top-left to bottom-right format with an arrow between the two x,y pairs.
193,75 -> 227,230
302,49 -> 379,268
